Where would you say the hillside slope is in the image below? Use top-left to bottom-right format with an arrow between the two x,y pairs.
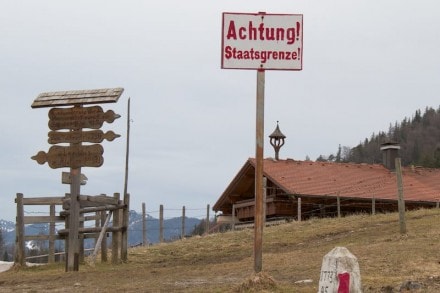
0,209 -> 439,292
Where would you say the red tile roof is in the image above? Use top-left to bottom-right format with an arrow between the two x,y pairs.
252,159 -> 440,202
213,158 -> 440,211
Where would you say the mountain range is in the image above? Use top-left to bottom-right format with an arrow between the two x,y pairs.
0,211 -> 202,248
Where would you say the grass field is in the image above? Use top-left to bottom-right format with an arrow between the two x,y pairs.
0,208 -> 439,292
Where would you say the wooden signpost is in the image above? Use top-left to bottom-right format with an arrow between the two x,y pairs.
48,130 -> 120,144
48,106 -> 120,130
32,144 -> 104,169
62,172 -> 88,185
31,87 -> 123,272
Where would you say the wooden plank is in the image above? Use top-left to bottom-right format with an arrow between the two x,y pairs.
31,144 -> 104,169
31,87 -> 124,108
84,233 -> 108,239
50,130 -> 120,144
62,172 -> 87,185
48,107 -> 120,130
233,197 -> 275,209
89,211 -> 112,266
60,204 -> 124,215
64,195 -> 119,209
79,200 -> 109,208
84,195 -> 119,205
24,234 -> 64,241
58,226 -> 122,235
83,214 -> 100,221
21,197 -> 64,205
24,216 -> 64,224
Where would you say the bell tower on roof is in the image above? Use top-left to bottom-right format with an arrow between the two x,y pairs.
269,121 -> 286,160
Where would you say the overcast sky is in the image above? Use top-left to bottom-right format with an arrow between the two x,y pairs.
1,1 -> 440,222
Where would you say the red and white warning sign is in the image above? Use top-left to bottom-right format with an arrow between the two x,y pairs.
221,12 -> 303,71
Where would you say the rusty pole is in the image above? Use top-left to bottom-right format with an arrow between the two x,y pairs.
254,68 -> 265,273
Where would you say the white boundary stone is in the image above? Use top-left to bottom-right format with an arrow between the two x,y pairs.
318,247 -> 362,293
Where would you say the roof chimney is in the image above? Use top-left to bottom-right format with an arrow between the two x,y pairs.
380,141 -> 400,170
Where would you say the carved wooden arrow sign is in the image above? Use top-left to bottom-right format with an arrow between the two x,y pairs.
31,144 -> 104,169
48,130 -> 120,144
48,106 -> 120,130
62,172 -> 88,185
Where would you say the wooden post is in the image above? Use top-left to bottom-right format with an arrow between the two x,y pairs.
181,206 -> 186,239
67,167 -> 81,271
372,196 -> 376,215
14,193 -> 25,266
94,212 -> 100,248
89,211 -> 112,266
263,177 -> 267,225
320,204 -> 326,217
254,68 -> 265,273
121,193 -> 129,262
64,195 -> 69,271
159,204 -> 164,243
121,98 -> 131,256
395,158 -> 407,234
337,196 -> 341,218
142,203 -> 147,246
297,197 -> 302,222
79,215 -> 84,264
205,204 -> 210,235
232,204 -> 236,231
48,204 -> 56,264
436,201 -> 439,209
112,193 -> 120,264
123,98 -> 131,199
100,211 -> 108,262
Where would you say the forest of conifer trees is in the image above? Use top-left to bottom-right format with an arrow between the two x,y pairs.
319,106 -> 440,168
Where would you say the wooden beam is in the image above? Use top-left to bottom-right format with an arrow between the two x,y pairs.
31,88 -> 124,108
58,226 -> 122,235
24,216 -> 64,224
21,197 -> 65,205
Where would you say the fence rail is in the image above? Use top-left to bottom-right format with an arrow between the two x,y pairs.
14,192 -> 129,269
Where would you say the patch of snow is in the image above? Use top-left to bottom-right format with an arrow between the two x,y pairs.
0,261 -> 45,273
0,261 -> 13,273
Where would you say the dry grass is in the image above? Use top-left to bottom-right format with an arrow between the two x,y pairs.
0,209 -> 439,292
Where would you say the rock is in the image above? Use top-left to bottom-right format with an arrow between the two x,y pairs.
318,246 -> 362,293
399,280 -> 423,291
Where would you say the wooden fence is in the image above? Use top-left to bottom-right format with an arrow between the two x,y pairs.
14,192 -> 129,269
139,203 -> 211,245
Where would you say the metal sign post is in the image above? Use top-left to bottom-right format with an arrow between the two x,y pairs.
221,12 -> 303,273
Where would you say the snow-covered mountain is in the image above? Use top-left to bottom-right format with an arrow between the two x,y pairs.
0,220 -> 15,245
0,211 -> 201,246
